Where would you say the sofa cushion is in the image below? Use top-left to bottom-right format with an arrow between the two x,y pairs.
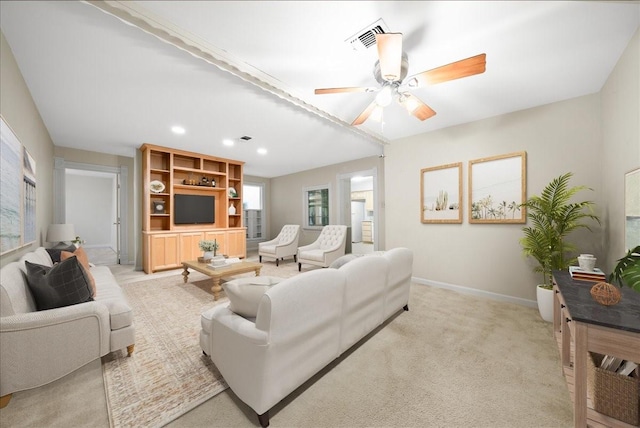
61,247 -> 96,297
259,244 -> 277,255
90,266 -> 133,330
298,249 -> 326,262
223,276 -> 283,318
46,245 -> 77,263
24,257 -> 94,311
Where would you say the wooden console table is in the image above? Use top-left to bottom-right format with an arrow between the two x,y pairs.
553,271 -> 640,427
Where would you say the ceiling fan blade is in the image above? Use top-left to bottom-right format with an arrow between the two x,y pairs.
407,53 -> 486,87
376,33 -> 403,82
351,101 -> 378,126
399,93 -> 436,121
315,87 -> 376,95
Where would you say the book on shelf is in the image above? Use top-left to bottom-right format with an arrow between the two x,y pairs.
568,266 -> 606,282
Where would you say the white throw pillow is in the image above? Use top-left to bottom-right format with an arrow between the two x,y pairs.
223,276 -> 283,318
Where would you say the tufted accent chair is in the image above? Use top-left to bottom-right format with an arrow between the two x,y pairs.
258,225 -> 300,266
297,225 -> 348,271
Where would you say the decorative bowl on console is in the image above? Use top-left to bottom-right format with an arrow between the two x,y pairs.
578,254 -> 596,271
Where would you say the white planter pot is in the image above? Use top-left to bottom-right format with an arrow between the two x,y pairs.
536,285 -> 554,322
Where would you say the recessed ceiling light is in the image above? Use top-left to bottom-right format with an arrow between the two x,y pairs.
223,139 -> 235,146
171,126 -> 186,135
257,148 -> 267,155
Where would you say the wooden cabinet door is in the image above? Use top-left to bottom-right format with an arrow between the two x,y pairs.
204,231 -> 227,257
180,232 -> 204,261
226,229 -> 246,258
365,191 -> 374,211
150,234 -> 180,271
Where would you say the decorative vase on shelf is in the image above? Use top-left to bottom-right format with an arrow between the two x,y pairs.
229,203 -> 236,215
203,251 -> 213,261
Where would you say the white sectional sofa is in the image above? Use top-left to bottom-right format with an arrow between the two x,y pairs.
0,247 -> 135,407
200,247 -> 413,427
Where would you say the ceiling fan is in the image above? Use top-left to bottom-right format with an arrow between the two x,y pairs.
315,33 -> 486,126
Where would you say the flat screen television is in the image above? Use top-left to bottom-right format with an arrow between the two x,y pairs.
174,194 -> 215,225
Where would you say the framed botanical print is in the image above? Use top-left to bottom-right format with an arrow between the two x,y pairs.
421,162 -> 462,224
469,151 -> 526,224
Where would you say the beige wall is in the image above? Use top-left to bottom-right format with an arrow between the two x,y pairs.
601,27 -> 640,268
0,31 -> 55,267
270,156 -> 385,248
385,29 -> 639,304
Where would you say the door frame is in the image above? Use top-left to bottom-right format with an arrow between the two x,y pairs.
53,158 -> 128,264
337,167 -> 378,251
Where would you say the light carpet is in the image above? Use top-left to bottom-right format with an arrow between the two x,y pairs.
103,259 -> 301,428
102,271 -> 227,428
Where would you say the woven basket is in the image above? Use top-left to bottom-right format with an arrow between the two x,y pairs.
587,353 -> 640,425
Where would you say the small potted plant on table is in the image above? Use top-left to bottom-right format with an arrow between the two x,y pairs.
199,240 -> 219,262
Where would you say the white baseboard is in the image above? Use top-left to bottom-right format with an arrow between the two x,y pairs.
412,276 -> 537,309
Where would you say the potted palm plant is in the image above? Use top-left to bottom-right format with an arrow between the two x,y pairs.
520,172 -> 600,321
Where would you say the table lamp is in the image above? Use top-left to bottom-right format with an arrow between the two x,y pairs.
46,224 -> 75,248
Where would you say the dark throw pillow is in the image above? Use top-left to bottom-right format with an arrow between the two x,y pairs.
46,245 -> 77,263
61,247 -> 96,297
25,257 -> 94,311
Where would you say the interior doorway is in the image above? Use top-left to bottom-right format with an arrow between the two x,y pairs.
338,168 -> 377,254
65,169 -> 119,265
53,158 -> 128,266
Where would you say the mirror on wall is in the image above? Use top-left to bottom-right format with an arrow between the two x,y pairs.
625,167 -> 640,250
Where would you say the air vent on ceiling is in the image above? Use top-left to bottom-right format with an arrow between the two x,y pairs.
345,18 -> 391,52
240,136 -> 252,141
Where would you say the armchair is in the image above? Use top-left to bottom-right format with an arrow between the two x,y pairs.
297,225 -> 348,271
258,224 -> 300,266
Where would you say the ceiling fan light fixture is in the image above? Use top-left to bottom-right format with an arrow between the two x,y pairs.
400,93 -> 420,112
375,84 -> 394,107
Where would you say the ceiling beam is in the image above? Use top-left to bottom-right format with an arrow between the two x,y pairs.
84,0 -> 389,147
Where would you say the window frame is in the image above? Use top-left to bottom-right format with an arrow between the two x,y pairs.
303,183 -> 331,230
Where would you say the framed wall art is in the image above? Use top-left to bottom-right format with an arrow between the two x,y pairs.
1,116 -> 37,255
421,162 -> 462,224
469,151 -> 526,224
625,167 -> 640,249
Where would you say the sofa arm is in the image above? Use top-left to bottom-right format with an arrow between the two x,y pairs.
0,302 -> 111,397
212,306 -> 268,345
0,302 -> 110,332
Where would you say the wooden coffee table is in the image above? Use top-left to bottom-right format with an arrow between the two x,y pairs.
182,260 -> 262,300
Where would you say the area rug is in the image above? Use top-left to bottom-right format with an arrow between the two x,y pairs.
102,271 -> 227,428
102,259 -> 303,427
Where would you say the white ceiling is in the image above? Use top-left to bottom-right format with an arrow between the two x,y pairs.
1,1 -> 638,177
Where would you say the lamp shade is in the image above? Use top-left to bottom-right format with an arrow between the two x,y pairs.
46,224 -> 75,243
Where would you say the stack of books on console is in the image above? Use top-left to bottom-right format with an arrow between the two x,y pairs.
569,266 -> 607,282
